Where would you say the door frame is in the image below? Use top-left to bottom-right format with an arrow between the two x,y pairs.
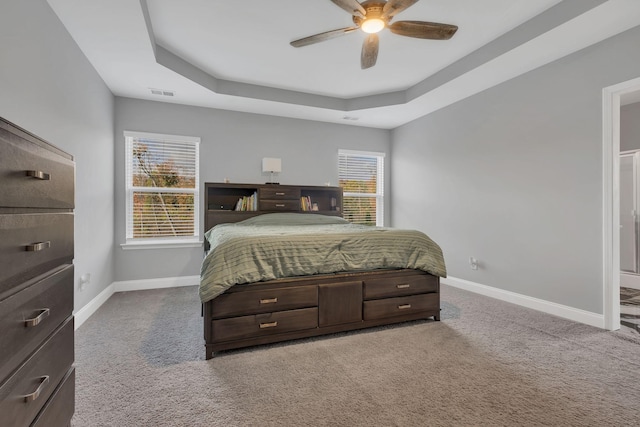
603,76 -> 640,330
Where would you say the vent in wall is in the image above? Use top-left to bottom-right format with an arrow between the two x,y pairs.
150,88 -> 175,97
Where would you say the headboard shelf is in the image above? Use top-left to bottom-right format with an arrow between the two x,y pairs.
204,182 -> 343,237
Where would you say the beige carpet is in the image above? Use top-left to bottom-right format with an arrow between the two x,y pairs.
72,285 -> 640,426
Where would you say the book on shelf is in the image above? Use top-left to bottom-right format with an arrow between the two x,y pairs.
235,191 -> 258,211
300,196 -> 313,211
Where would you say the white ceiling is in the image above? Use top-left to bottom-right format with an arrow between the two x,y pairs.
47,0 -> 640,129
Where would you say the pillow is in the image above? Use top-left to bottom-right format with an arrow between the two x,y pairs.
238,213 -> 348,226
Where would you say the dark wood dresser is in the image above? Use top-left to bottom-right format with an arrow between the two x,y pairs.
0,117 -> 75,426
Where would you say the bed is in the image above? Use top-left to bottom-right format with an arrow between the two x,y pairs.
201,211 -> 446,359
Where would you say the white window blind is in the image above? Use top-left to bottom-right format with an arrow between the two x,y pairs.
125,132 -> 200,242
338,149 -> 385,226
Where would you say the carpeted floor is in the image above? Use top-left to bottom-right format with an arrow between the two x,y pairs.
72,285 -> 640,427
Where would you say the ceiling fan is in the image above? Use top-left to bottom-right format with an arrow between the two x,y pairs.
290,0 -> 458,69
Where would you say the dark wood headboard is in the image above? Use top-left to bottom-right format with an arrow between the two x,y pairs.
203,182 -> 343,250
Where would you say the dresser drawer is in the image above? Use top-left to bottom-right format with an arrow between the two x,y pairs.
0,124 -> 74,210
363,273 -> 438,300
31,368 -> 75,427
0,213 -> 74,299
259,199 -> 300,211
0,319 -> 74,427
212,307 -> 318,342
259,187 -> 300,200
211,285 -> 317,318
363,293 -> 439,321
0,265 -> 73,383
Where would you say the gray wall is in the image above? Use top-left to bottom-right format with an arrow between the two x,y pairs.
0,1 -> 115,311
621,102 -> 640,152
114,97 -> 391,281
391,26 -> 640,314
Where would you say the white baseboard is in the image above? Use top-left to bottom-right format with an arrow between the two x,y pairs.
74,283 -> 115,330
75,275 -> 606,331
441,276 -> 605,329
113,275 -> 199,292
74,275 -> 199,330
621,272 -> 640,290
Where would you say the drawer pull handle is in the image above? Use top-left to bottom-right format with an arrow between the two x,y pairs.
23,376 -> 49,403
275,204 -> 285,207
275,192 -> 285,196
398,304 -> 412,310
260,297 -> 278,304
26,170 -> 51,180
25,241 -> 51,252
396,284 -> 410,289
259,321 -> 278,329
24,308 -> 50,327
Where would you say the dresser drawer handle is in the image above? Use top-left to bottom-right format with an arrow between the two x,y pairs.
260,298 -> 278,304
275,204 -> 285,207
398,304 -> 412,310
24,308 -> 50,327
275,192 -> 285,196
396,284 -> 410,289
26,170 -> 51,180
259,321 -> 278,329
23,376 -> 49,403
25,241 -> 51,252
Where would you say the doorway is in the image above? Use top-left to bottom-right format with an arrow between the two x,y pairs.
620,150 -> 640,289
603,76 -> 640,331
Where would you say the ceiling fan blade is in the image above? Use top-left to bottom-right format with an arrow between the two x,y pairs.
330,0 -> 366,17
361,34 -> 379,69
290,27 -> 358,48
382,0 -> 420,19
389,20 -> 458,40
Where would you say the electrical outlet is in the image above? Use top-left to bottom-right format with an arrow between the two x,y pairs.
79,273 -> 91,291
469,257 -> 478,270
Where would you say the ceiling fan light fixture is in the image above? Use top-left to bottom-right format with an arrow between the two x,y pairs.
361,18 -> 385,34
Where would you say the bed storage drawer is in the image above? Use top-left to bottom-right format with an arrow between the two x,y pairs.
363,294 -> 439,321
0,265 -> 73,383
212,307 -> 318,342
0,213 -> 74,298
0,124 -> 74,210
0,319 -> 74,427
363,273 -> 438,300
211,285 -> 317,318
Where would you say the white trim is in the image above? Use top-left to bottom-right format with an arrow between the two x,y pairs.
121,240 -> 203,250
621,272 -> 640,290
442,276 -> 604,328
123,130 -> 201,144
602,76 -> 640,331
338,148 -> 386,158
74,283 -> 115,330
112,275 -> 199,292
73,275 -> 200,330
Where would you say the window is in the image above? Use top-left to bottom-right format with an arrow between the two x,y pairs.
124,131 -> 200,247
338,149 -> 385,226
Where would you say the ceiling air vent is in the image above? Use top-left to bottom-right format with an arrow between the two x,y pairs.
149,88 -> 175,97
342,116 -> 359,121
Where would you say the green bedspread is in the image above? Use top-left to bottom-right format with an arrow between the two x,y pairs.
199,213 -> 447,303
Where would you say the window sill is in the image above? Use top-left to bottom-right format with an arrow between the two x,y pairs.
120,240 -> 203,250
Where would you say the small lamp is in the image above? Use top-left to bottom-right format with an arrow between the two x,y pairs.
262,157 -> 282,185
